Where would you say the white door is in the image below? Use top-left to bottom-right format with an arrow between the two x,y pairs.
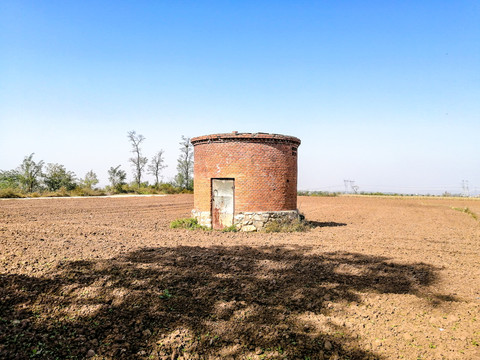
211,179 -> 234,229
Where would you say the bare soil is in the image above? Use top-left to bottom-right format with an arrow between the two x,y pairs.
1,194 -> 479,360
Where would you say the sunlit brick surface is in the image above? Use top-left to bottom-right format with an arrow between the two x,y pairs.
191,133 -> 301,213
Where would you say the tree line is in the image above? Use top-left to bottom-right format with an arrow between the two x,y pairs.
0,132 -> 194,198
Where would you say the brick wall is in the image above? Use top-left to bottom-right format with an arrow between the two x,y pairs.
192,133 -> 300,213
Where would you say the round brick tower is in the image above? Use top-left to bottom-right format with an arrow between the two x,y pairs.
191,132 -> 301,231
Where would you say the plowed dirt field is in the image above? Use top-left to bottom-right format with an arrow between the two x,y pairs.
1,194 -> 479,360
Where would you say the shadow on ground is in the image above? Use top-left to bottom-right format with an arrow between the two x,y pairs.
1,245 -> 441,359
308,221 -> 347,228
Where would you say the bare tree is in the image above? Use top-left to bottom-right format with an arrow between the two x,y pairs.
148,150 -> 167,188
127,130 -> 148,187
175,136 -> 193,190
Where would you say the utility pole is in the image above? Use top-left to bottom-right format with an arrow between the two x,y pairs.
351,182 -> 359,194
462,180 -> 470,197
344,180 -> 358,194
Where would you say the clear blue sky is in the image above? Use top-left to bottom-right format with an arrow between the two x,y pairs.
1,1 -> 479,194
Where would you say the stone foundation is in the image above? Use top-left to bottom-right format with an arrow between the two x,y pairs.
234,210 -> 300,231
192,209 -> 300,231
191,209 -> 212,228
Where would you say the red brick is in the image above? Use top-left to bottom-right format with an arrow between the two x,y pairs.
191,132 -> 300,213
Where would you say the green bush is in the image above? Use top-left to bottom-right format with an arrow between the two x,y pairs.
221,224 -> 239,232
158,183 -> 185,194
170,218 -> 208,230
0,170 -> 21,189
129,185 -> 157,195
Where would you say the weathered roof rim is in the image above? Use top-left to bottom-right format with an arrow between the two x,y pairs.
191,132 -> 301,145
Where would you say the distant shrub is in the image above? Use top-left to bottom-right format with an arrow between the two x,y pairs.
358,191 -> 406,196
170,218 -> 208,230
71,187 -> 106,197
0,181 -> 192,198
120,184 -> 134,194
103,182 -> 189,196
442,192 -> 463,198
129,185 -> 158,195
0,170 -> 21,189
0,188 -> 23,198
298,191 -> 339,197
157,183 -> 177,194
158,183 -> 188,194
104,184 -> 126,195
40,187 -> 71,198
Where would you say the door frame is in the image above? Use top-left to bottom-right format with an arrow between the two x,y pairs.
211,178 -> 235,229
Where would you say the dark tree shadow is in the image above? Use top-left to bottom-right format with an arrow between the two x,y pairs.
308,221 -> 347,228
0,245 -> 445,359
